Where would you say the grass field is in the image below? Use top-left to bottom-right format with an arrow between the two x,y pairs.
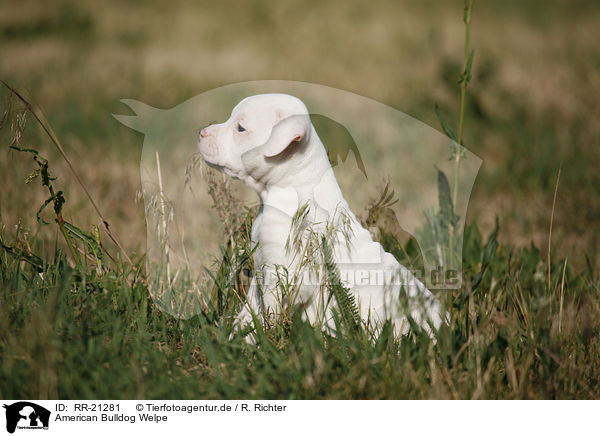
1,0 -> 599,399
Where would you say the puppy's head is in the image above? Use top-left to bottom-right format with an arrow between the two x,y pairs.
197,94 -> 313,189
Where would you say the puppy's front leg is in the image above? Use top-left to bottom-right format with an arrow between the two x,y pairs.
234,269 -> 281,327
235,277 -> 260,327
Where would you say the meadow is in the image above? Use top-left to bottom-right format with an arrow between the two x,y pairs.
0,0 -> 599,399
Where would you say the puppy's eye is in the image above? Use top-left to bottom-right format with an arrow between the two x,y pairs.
237,123 -> 246,132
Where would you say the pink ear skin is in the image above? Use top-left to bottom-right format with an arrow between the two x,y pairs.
264,134 -> 303,158
262,115 -> 309,158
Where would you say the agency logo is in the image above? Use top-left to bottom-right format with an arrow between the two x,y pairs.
2,402 -> 50,434
114,80 -> 482,321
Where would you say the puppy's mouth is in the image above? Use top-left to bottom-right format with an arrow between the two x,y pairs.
197,142 -> 232,175
197,140 -> 220,164
204,160 -> 226,172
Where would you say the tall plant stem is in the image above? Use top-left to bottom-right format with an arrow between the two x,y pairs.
448,0 -> 474,267
56,213 -> 80,265
453,0 -> 474,210
2,81 -> 134,269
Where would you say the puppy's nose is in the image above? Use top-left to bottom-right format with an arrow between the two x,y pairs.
200,128 -> 209,138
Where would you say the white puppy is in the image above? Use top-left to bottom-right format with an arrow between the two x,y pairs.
198,94 -> 445,335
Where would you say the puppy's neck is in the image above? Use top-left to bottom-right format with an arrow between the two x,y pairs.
252,135 -> 339,208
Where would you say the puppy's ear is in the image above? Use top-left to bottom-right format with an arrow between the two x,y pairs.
262,114 -> 311,158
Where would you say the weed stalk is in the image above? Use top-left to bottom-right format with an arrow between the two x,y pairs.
1,81 -> 134,269
447,0 -> 474,268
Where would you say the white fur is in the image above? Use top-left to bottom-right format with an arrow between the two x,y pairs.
198,94 -> 446,335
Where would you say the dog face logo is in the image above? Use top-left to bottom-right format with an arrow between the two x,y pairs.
2,402 -> 50,434
113,81 -> 481,322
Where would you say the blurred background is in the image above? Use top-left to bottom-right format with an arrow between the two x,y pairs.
1,0 -> 599,271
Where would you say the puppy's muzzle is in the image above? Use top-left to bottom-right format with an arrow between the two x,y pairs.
197,129 -> 218,160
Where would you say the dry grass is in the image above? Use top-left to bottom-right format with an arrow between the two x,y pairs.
1,0 -> 599,267
1,0 -> 600,400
